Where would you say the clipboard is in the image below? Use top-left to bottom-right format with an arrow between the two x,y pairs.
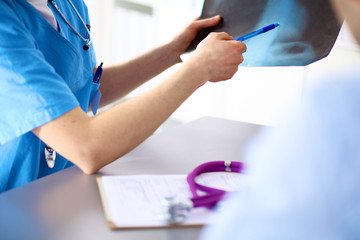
96,173 -> 243,229
97,176 -> 120,230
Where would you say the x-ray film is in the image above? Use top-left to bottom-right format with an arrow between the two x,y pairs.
187,0 -> 342,66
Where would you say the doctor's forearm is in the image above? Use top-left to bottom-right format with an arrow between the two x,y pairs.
88,67 -> 204,173
98,42 -> 182,107
33,60 -> 206,174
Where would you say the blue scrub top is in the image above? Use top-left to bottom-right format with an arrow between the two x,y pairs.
0,0 -> 98,192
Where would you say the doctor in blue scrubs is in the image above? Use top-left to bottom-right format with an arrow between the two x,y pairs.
0,0 -> 246,193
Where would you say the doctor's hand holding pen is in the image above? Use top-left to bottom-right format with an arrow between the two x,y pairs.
170,15 -> 246,83
32,15 -> 246,175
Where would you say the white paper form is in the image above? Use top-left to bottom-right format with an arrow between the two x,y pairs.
97,173 -> 244,229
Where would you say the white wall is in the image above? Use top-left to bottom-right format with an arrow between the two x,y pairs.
84,0 -> 360,126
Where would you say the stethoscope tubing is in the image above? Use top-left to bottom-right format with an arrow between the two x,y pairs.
186,161 -> 243,209
191,190 -> 226,209
48,0 -> 92,50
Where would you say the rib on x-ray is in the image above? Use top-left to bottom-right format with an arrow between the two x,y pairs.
187,0 -> 342,66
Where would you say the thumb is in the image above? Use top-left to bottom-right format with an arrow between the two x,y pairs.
213,32 -> 234,41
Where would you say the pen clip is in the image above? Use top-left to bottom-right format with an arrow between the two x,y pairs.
93,62 -> 103,83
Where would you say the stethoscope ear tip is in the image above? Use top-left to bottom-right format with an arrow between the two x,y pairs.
83,38 -> 93,51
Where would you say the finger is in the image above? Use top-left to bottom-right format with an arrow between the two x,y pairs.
242,43 -> 247,53
192,15 -> 221,29
237,41 -> 247,53
228,40 -> 247,53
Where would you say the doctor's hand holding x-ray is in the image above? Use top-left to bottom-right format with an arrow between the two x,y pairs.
32,15 -> 246,175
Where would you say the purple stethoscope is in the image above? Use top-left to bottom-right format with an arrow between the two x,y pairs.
163,161 -> 244,224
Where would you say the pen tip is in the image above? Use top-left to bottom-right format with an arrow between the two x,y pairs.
274,23 -> 280,27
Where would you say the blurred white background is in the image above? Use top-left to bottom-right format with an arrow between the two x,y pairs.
84,0 -> 360,127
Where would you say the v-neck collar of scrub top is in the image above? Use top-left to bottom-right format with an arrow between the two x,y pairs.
19,0 -> 82,59
26,0 -> 58,31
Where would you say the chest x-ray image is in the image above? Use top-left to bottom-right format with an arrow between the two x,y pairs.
187,0 -> 342,66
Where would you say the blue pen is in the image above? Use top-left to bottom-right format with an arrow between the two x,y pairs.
235,23 -> 280,42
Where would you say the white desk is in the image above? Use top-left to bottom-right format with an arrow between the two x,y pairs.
0,117 -> 261,240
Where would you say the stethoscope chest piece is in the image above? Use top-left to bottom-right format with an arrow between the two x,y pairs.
162,197 -> 193,224
45,145 -> 56,168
